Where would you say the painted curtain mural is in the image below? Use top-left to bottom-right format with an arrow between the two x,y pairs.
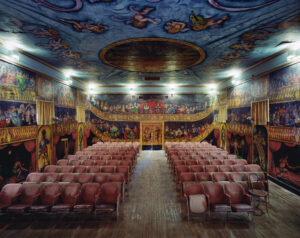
91,94 -> 214,115
269,63 -> 300,102
0,141 -> 35,186
54,81 -> 76,108
227,132 -> 252,162
269,101 -> 300,127
227,107 -> 251,124
37,76 -> 53,101
91,113 -> 139,140
54,106 -> 76,123
165,112 -> 214,140
269,141 -> 300,187
0,101 -> 36,127
0,60 -> 36,102
253,125 -> 268,171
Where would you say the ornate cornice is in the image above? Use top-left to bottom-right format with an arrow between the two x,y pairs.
0,126 -> 37,145
227,123 -> 252,136
52,122 -> 78,136
89,103 -> 214,122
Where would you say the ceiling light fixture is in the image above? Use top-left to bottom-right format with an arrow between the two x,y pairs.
128,84 -> 136,90
3,41 -> 16,50
232,79 -> 240,85
65,80 -> 72,85
290,41 -> 300,51
64,69 -> 75,78
228,69 -> 242,78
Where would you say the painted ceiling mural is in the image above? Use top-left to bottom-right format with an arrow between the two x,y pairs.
0,0 -> 299,85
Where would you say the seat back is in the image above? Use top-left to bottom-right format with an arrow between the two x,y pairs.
235,159 -> 248,165
197,160 -> 210,166
76,173 -> 94,184
98,183 -> 120,204
246,164 -> 262,172
74,166 -> 87,173
107,160 -> 119,166
60,173 -> 76,183
61,183 -> 81,204
100,166 -> 115,173
180,173 -> 195,183
0,183 -> 22,204
43,173 -> 59,183
59,166 -> 74,173
196,172 -> 212,182
189,165 -> 203,173
185,160 -> 197,166
25,173 -> 44,183
44,165 -> 59,173
224,183 -> 245,204
87,166 -> 100,173
40,183 -> 61,205
232,165 -> 246,172
205,165 -> 219,172
79,183 -> 100,203
90,155 -> 101,160
57,159 -> 69,166
94,173 -> 109,185
82,160 -> 95,166
204,183 -> 226,204
210,160 -> 222,165
223,160 -> 236,165
19,183 -> 40,204
95,160 -> 107,166
185,183 -> 204,196
109,173 -> 125,183
212,172 -> 228,182
69,160 -> 81,166
219,165 -> 232,172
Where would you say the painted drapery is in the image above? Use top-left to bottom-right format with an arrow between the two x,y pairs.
36,100 -> 54,125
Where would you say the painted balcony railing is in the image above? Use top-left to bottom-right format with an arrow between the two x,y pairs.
89,103 -> 215,122
0,126 -> 37,145
269,126 -> 300,144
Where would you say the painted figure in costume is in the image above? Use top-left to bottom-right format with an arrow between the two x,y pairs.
79,127 -> 83,151
59,19 -> 108,34
253,129 -> 266,170
190,11 -> 229,31
111,6 -> 158,29
165,21 -> 189,34
12,160 -> 28,180
38,129 -> 50,171
144,103 -> 150,114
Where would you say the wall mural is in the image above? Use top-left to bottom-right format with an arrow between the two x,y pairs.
0,142 -> 34,186
78,123 -> 84,151
54,106 -> 76,123
37,76 -> 53,101
0,101 -> 36,127
269,141 -> 300,187
220,123 -> 227,150
141,122 -> 163,146
164,112 -> 214,140
54,81 -> 76,108
227,132 -> 252,162
91,94 -> 213,115
253,125 -> 268,171
269,62 -> 300,102
36,126 -> 52,171
227,107 -> 251,124
91,113 -> 139,140
227,76 -> 268,108
0,60 -> 36,102
270,101 -> 300,127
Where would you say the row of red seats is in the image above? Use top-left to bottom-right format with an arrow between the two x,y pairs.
184,182 -> 254,220
43,165 -> 130,181
171,159 -> 247,169
175,164 -> 262,180
168,153 -> 237,162
68,154 -> 136,161
0,182 -> 121,218
56,160 -> 132,169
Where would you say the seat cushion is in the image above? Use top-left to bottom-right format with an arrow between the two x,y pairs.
95,204 -> 116,212
51,204 -> 73,212
211,204 -> 231,212
231,203 -> 253,212
73,203 -> 93,212
7,204 -> 30,213
189,194 -> 207,214
29,205 -> 51,212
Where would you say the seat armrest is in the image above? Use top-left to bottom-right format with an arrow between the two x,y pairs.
225,193 -> 231,205
243,193 -> 252,204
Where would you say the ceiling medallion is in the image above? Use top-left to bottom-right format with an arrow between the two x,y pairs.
99,38 -> 205,73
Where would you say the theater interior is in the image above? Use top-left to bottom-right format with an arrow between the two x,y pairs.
0,0 -> 299,237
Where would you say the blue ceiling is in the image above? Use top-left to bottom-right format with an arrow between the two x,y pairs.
0,0 -> 299,91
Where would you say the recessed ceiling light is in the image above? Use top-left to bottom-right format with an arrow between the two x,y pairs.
208,83 -> 217,89
65,80 -> 72,85
232,79 -> 240,85
3,41 -> 16,50
290,41 -> 300,51
88,83 -> 96,89
64,69 -> 75,77
129,90 -> 135,95
228,69 -> 242,78
128,84 -> 136,90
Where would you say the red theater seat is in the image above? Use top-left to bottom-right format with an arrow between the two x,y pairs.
79,155 -> 90,160
112,155 -> 123,161
107,160 -> 120,166
185,160 -> 197,166
25,173 -> 44,183
197,160 -> 210,166
74,166 -> 87,173
101,155 -> 111,160
0,184 -> 22,211
43,173 -> 60,183
76,173 -> 94,184
7,184 -> 40,214
225,183 -> 253,215
82,160 -> 95,166
95,183 -> 121,218
196,172 -> 212,182
94,173 -> 109,185
95,160 -> 107,166
88,166 -> 101,173
74,183 -> 100,213
210,160 -> 223,165
189,165 -> 203,173
204,183 -> 231,214
51,183 -> 80,212
184,183 -> 206,220
235,159 -> 248,165
205,165 -> 219,172
179,173 -> 196,193
57,159 -> 69,166
29,183 -> 61,212
212,172 -> 228,182
90,155 -> 101,160
219,165 -> 232,172
59,166 -> 74,173
232,165 -> 246,172
69,160 -> 81,166
60,173 -> 76,183
246,164 -> 262,172
101,166 -> 115,173
223,160 -> 236,165
116,166 -> 130,182
44,165 -> 59,173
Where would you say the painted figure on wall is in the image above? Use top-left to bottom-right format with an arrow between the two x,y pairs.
189,11 -> 229,31
270,101 -> 300,127
253,126 -> 268,171
54,82 -> 76,108
78,124 -> 84,151
142,123 -> 162,145
37,127 -> 52,171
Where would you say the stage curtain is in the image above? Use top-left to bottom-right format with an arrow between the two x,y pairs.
218,107 -> 227,123
84,129 -> 90,138
24,140 -> 35,152
37,100 -> 54,125
285,143 -> 295,147
0,145 -> 7,150
269,141 -> 282,151
76,106 -> 85,123
251,100 -> 269,125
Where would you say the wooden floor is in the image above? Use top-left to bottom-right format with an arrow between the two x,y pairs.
0,151 -> 300,238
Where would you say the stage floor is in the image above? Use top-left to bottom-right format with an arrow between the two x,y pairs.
0,151 -> 299,238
